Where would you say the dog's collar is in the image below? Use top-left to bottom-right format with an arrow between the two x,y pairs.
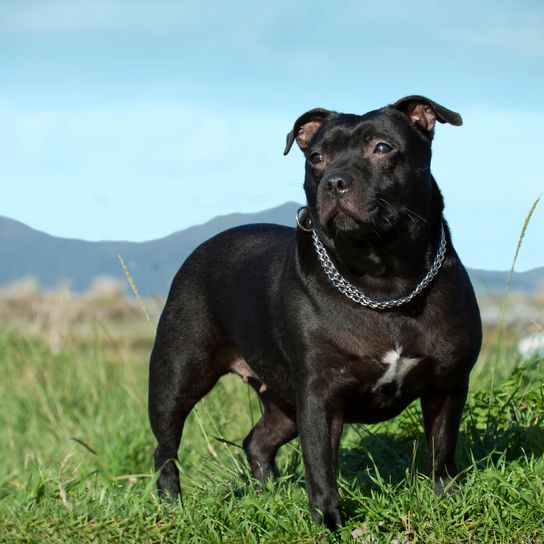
296,207 -> 447,310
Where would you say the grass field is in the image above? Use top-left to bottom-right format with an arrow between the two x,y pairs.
0,285 -> 543,543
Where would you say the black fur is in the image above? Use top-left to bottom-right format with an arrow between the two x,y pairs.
149,97 -> 482,530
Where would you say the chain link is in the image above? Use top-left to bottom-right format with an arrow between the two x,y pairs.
311,224 -> 447,310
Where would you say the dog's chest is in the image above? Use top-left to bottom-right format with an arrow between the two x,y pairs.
325,336 -> 431,422
371,346 -> 422,396
318,323 -> 434,401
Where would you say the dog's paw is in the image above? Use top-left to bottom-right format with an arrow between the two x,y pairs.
433,475 -> 459,496
156,472 -> 182,503
312,506 -> 342,532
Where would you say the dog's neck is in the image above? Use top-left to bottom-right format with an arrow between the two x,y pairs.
329,218 -> 443,283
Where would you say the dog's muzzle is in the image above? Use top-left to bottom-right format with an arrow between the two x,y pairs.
323,174 -> 353,199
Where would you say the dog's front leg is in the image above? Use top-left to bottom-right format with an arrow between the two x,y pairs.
420,385 -> 468,494
296,384 -> 344,530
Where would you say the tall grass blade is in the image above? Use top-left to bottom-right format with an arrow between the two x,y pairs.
118,254 -> 153,327
492,194 -> 541,389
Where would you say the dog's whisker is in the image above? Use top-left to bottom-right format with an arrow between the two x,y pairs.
376,197 -> 399,215
404,208 -> 429,226
404,210 -> 419,226
371,218 -> 383,239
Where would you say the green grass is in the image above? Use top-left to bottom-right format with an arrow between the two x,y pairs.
0,321 -> 543,544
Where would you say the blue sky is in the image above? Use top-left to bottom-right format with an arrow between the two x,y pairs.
1,0 -> 543,271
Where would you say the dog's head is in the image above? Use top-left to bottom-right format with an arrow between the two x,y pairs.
285,96 -> 462,274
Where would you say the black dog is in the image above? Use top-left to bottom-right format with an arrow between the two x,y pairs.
149,96 -> 482,530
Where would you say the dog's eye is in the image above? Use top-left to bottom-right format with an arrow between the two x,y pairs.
374,142 -> 393,154
309,152 -> 323,165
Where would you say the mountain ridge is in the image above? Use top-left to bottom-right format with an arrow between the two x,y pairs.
1,205 -> 542,296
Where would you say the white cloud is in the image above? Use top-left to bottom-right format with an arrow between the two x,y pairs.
0,99 -> 298,240
450,17 -> 544,58
336,1 -> 544,59
0,0 -> 287,38
0,0 -> 183,34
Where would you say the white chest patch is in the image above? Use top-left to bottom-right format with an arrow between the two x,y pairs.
373,346 -> 421,396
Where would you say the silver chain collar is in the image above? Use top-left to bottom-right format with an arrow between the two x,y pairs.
308,221 -> 447,310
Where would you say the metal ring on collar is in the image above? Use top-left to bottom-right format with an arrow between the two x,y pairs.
296,207 -> 313,232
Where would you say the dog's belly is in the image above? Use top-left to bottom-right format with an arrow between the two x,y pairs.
342,385 -> 419,424
215,345 -> 296,404
221,338 -> 431,424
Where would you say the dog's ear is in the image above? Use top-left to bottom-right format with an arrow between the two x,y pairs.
393,96 -> 462,139
284,108 -> 333,155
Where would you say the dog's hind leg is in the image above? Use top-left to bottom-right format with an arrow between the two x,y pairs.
243,395 -> 298,485
149,332 -> 225,500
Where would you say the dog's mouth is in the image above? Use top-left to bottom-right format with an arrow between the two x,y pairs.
321,203 -> 400,242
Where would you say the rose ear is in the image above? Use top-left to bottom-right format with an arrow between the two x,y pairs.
393,95 -> 462,139
284,108 -> 333,155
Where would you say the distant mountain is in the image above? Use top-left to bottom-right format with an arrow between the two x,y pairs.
1,205 -> 542,297
469,268 -> 544,296
0,203 -> 300,296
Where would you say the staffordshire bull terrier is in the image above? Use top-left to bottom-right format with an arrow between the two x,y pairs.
149,95 -> 482,530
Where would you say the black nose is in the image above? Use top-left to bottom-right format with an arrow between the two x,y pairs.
324,174 -> 353,197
